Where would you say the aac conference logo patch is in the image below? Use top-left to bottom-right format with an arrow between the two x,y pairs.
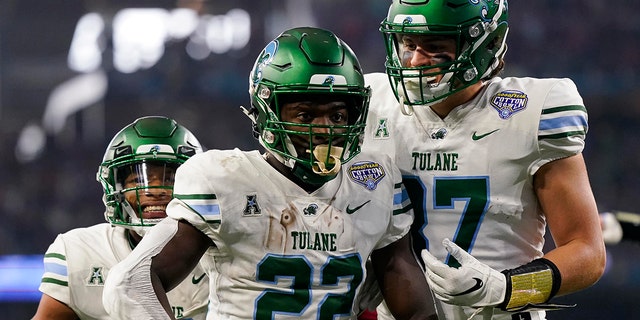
491,90 -> 528,119
348,161 -> 386,190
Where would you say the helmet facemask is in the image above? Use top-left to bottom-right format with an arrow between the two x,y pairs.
381,0 -> 509,107
104,159 -> 180,236
387,32 -> 462,107
258,90 -> 368,186
245,27 -> 371,187
97,116 -> 202,234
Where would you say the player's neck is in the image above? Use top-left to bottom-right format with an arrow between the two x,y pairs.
430,81 -> 485,118
264,152 -> 321,193
126,229 -> 142,248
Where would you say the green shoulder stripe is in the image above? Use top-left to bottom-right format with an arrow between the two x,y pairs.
44,253 -> 66,261
538,130 -> 586,140
174,194 -> 217,200
41,277 -> 68,286
393,204 -> 412,216
541,105 -> 586,114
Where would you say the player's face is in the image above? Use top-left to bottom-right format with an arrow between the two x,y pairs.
280,99 -> 350,158
122,163 -> 176,219
397,34 -> 456,80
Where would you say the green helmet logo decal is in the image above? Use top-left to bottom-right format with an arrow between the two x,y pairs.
322,76 -> 335,86
251,40 -> 278,88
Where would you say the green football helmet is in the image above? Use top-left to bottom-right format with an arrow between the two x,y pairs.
381,0 -> 509,107
96,116 -> 203,233
244,27 -> 371,186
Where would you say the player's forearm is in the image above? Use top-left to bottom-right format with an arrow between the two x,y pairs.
543,238 -> 606,296
381,268 -> 437,319
373,235 -> 437,319
151,271 -> 176,319
534,154 -> 606,296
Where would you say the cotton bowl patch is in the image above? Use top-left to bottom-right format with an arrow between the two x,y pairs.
348,161 -> 386,190
491,90 -> 528,119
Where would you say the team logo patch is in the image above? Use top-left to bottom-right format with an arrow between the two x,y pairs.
86,266 -> 105,286
323,76 -> 335,86
430,128 -> 447,139
243,194 -> 261,216
373,118 -> 390,139
303,203 -> 319,216
490,90 -> 528,119
348,161 -> 386,190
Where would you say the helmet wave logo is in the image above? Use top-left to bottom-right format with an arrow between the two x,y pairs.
322,76 -> 335,87
480,6 -> 490,21
467,0 -> 490,22
251,40 -> 278,86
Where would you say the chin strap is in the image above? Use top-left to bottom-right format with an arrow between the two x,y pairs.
399,95 -> 414,116
310,145 -> 343,176
493,0 -> 506,27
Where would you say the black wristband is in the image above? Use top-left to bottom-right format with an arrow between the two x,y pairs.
499,258 -> 562,311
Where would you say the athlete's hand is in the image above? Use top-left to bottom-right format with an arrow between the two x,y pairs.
421,238 -> 506,307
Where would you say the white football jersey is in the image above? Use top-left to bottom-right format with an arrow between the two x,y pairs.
39,223 -> 209,320
364,73 -> 588,320
166,148 -> 413,319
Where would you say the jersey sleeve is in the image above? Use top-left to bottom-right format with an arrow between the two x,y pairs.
375,161 -> 414,249
38,234 -> 72,306
362,73 -> 401,157
167,153 -> 222,244
531,78 -> 588,174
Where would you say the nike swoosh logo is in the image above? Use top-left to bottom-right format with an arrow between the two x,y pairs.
191,273 -> 206,285
346,200 -> 371,214
451,277 -> 483,296
472,129 -> 500,140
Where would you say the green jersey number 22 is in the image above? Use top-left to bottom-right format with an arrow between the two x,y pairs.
403,176 -> 490,268
255,253 -> 363,319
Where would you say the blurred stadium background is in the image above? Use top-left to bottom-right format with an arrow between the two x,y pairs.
1,0 -> 639,318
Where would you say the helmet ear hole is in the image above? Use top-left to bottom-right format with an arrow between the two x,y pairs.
487,37 -> 498,51
488,59 -> 506,79
487,28 -> 507,53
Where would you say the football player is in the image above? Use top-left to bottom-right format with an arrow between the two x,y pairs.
101,27 -> 436,320
33,116 -> 208,320
362,0 -> 606,319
